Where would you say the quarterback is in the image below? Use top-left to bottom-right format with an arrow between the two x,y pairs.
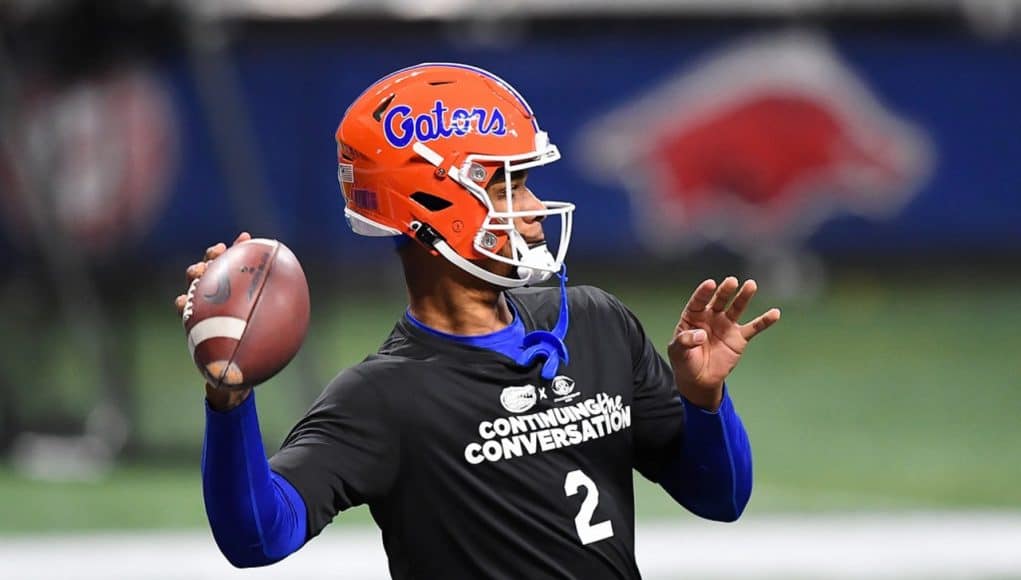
177,63 -> 780,578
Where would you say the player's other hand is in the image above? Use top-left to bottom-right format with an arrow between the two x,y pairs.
667,277 -> 781,411
174,231 -> 253,411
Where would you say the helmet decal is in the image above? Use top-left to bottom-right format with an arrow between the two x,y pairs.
383,101 -> 508,148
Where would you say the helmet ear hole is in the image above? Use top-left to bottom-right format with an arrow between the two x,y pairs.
410,191 -> 453,211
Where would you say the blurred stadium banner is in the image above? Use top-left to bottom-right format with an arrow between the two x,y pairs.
4,0 -> 1015,271
577,30 -> 934,257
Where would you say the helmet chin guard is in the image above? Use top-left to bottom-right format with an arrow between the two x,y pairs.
515,242 -> 557,285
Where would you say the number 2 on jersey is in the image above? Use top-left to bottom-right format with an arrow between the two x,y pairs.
564,470 -> 614,545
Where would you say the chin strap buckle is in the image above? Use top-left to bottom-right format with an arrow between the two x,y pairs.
410,221 -> 442,246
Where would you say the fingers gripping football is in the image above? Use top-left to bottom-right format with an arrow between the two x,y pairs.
176,232 -> 309,390
175,233 -> 250,316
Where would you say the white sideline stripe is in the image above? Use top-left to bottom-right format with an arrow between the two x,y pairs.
187,316 -> 247,357
3,512 -> 1021,579
244,238 -> 279,248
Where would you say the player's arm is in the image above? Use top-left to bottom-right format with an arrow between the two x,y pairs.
661,277 -> 778,520
200,364 -> 399,568
627,308 -> 753,522
176,234 -> 309,567
621,279 -> 778,521
656,386 -> 752,522
202,392 -> 309,567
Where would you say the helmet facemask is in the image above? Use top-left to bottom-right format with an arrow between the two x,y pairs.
411,130 -> 575,288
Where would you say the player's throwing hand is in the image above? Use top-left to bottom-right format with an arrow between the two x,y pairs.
668,277 -> 781,410
174,231 -> 253,411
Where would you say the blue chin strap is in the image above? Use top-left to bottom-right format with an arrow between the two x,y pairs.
515,266 -> 569,380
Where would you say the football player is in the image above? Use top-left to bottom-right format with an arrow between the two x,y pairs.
177,63 -> 781,578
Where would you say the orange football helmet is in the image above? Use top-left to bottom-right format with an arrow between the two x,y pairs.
335,63 -> 574,287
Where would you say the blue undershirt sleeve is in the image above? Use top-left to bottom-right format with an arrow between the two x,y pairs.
657,387 -> 753,522
202,392 -> 308,567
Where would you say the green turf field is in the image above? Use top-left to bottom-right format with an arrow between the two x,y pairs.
2,270 -> 1019,532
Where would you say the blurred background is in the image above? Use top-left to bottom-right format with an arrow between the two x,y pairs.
1,0 -> 1019,578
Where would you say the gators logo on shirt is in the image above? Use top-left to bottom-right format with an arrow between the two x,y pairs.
500,385 -> 537,414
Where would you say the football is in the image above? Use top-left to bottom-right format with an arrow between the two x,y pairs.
182,238 -> 310,389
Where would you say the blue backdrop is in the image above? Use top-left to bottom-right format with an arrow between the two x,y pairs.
8,22 -> 1020,263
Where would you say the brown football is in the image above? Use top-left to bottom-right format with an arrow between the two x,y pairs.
182,238 -> 310,389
